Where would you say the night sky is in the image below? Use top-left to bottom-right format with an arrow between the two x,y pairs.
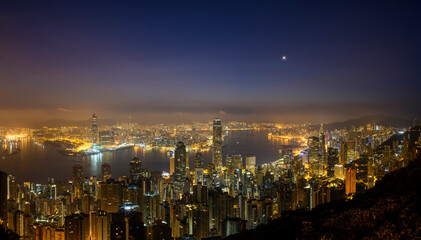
0,1 -> 420,125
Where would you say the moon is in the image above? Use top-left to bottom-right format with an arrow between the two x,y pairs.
281,55 -> 287,62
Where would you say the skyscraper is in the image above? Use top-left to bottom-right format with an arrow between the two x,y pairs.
308,136 -> 321,176
319,124 -> 327,164
212,118 -> 223,174
245,155 -> 256,175
174,141 -> 187,182
194,152 -> 204,185
92,114 -> 98,145
308,136 -> 320,164
0,171 -> 7,229
100,181 -> 122,213
327,148 -> 338,177
170,157 -> 175,176
339,142 -> 348,164
101,163 -> 112,182
72,165 -> 83,199
65,213 -> 89,240
345,167 -> 356,195
129,157 -> 142,182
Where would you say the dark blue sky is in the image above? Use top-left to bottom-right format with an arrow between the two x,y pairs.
0,1 -> 420,125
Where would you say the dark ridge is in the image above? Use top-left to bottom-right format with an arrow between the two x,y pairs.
226,158 -> 421,240
316,115 -> 413,131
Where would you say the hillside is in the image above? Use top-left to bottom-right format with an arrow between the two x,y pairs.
227,158 -> 421,239
319,115 -> 413,131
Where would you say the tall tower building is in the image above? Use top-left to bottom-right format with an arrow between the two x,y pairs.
212,118 -> 223,174
194,152 -> 204,185
327,148 -> 338,177
245,155 -> 256,175
129,157 -> 142,182
339,142 -> 348,164
0,171 -> 7,229
174,141 -> 187,182
99,182 -> 122,213
308,136 -> 321,176
308,136 -> 320,163
345,168 -> 356,195
170,157 -> 175,176
65,214 -> 89,240
92,114 -> 98,145
319,124 -> 327,164
101,163 -> 112,182
72,165 -> 83,199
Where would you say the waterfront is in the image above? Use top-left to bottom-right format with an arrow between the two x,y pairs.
0,130 -> 296,183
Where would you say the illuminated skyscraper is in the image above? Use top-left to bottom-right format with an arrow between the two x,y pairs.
327,148 -> 338,177
92,114 -> 98,145
308,136 -> 321,176
99,130 -> 113,147
174,141 -> 187,182
308,136 -> 320,163
170,157 -> 175,176
319,124 -> 327,164
72,165 -> 83,199
334,164 -> 344,179
245,155 -> 256,175
101,163 -> 111,182
345,167 -> 356,195
212,118 -> 223,174
65,213 -> 89,240
100,181 -> 122,213
129,157 -> 142,182
226,155 -> 242,174
194,152 -> 204,185
339,142 -> 348,164
0,171 -> 7,229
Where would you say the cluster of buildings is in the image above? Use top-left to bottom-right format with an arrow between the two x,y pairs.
0,119 -> 420,240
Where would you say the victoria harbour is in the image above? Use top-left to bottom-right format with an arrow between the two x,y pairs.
1,130 -> 290,183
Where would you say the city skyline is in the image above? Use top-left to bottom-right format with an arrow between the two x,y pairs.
0,1 -> 420,126
1,1 -> 421,239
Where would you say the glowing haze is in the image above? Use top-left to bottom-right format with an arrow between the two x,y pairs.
0,1 -> 420,126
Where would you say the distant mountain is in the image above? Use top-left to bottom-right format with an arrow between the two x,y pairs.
226,158 -> 421,240
34,118 -> 117,128
319,115 -> 413,130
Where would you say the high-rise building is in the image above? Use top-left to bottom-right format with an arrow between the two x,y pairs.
308,136 -> 320,163
334,164 -> 344,179
129,157 -> 142,182
65,213 -> 89,240
148,220 -> 172,240
100,181 -> 122,213
110,211 -> 145,240
245,155 -> 256,175
92,114 -> 98,145
327,148 -> 338,177
319,125 -> 327,164
194,152 -> 204,185
0,171 -> 7,229
99,130 -> 113,147
339,142 -> 348,164
170,157 -> 175,176
89,210 -> 112,240
345,168 -> 356,195
101,163 -> 112,182
212,118 -> 223,174
226,155 -> 243,173
174,142 -> 187,182
308,136 -> 321,176
72,165 -> 83,199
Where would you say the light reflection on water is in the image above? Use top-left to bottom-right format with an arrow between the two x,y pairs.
0,130 -> 298,183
